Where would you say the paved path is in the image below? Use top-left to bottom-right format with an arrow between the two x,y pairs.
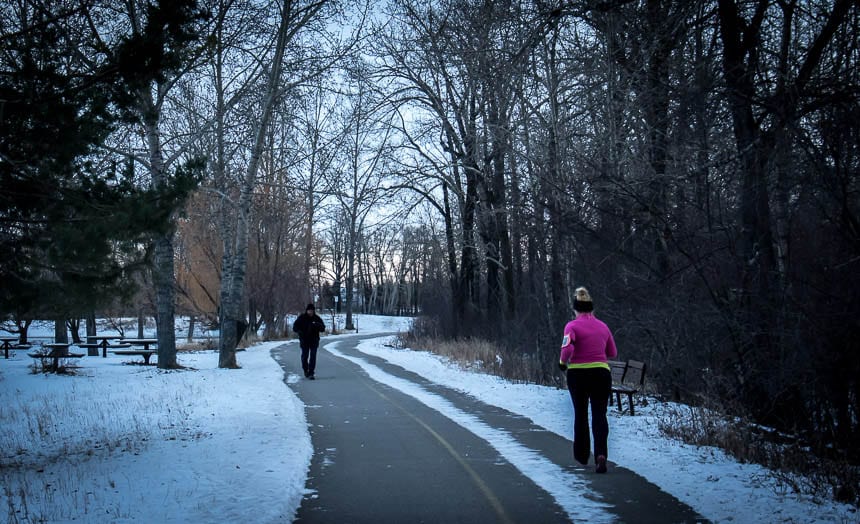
273,334 -> 707,523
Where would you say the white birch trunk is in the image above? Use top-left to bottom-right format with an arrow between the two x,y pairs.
218,3 -> 293,367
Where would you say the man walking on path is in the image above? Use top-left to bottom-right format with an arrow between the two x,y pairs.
293,303 -> 325,379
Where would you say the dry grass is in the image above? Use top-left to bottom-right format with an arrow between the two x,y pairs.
658,402 -> 860,508
177,333 -> 283,353
0,390 -> 195,470
1,380 -> 200,521
395,332 -> 554,386
177,340 -> 217,352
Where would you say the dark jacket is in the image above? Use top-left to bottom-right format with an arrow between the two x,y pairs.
293,313 -> 325,346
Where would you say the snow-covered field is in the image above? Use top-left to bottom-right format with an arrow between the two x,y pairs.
1,315 -> 855,523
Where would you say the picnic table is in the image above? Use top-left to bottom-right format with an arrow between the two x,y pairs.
113,338 -> 159,365
1,336 -> 18,359
28,343 -> 84,371
87,335 -> 125,358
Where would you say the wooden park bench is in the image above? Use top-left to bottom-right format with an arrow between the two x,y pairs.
609,359 -> 647,415
609,360 -> 627,388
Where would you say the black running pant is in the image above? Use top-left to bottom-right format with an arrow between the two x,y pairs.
301,344 -> 318,375
566,367 -> 611,465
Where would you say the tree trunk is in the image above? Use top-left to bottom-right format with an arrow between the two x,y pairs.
345,217 -> 356,330
187,316 -> 195,343
543,26 -> 570,331
460,125 -> 481,332
643,0 -> 675,280
17,317 -> 32,344
67,318 -> 81,344
86,313 -> 96,341
441,182 -> 461,334
717,0 -> 778,302
344,232 -> 356,330
143,111 -> 179,369
304,129 -> 318,302
154,233 -> 178,366
219,2 -> 294,367
489,92 -> 515,319
54,319 -> 68,343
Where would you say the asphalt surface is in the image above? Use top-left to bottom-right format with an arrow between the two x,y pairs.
273,334 -> 707,523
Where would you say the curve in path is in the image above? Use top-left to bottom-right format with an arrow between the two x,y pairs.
273,334 -> 707,524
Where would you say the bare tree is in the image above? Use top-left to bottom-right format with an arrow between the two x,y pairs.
208,0 -> 355,366
715,0 -> 859,427
294,78 -> 343,303
328,62 -> 395,330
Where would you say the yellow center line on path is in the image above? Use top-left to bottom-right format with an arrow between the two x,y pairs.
360,376 -> 516,524
326,348 -> 515,524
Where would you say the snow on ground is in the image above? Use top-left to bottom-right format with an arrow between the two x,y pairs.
1,338 -> 310,523
1,315 -> 856,523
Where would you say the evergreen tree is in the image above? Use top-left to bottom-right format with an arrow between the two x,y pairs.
108,0 -> 208,368
0,3 -> 200,320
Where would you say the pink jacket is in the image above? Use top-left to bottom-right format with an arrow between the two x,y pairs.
559,313 -> 617,367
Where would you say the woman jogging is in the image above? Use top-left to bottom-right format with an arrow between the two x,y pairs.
559,287 -> 618,473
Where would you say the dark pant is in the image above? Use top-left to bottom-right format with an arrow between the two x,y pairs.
301,344 -> 318,375
566,367 -> 611,465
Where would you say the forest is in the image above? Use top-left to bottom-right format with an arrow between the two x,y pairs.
2,0 -> 858,503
